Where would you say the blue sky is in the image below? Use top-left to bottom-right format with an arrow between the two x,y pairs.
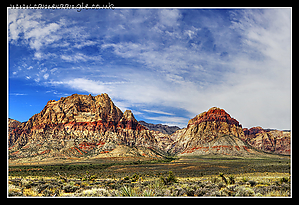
8,8 -> 291,129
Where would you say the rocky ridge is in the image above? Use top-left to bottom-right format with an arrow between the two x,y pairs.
8,94 -> 291,165
8,118 -> 21,133
139,121 -> 180,135
168,107 -> 252,156
242,127 -> 290,155
8,94 -> 167,164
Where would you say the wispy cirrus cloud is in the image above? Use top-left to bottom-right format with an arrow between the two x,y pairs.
8,10 -> 64,57
49,78 -> 111,95
9,93 -> 28,96
61,53 -> 102,62
142,109 -> 175,116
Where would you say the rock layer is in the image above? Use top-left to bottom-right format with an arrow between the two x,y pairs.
8,95 -> 291,164
169,107 -> 251,156
8,118 -> 21,133
187,107 -> 241,128
8,94 -> 165,163
242,127 -> 290,155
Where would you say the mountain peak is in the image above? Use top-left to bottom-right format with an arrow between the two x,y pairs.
188,107 -> 241,128
30,93 -> 124,126
123,110 -> 136,121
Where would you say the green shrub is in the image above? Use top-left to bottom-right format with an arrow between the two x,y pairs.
8,184 -> 23,197
131,173 -> 139,182
62,185 -> 79,193
76,188 -> 111,197
228,175 -> 235,184
81,171 -> 96,181
279,177 -> 289,183
123,176 -> 130,180
210,176 -> 219,183
142,189 -> 156,197
242,176 -> 248,183
235,186 -> 255,197
160,171 -> 177,185
119,186 -> 137,197
248,180 -> 256,187
219,172 -> 227,184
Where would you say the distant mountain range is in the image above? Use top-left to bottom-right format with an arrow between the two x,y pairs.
138,121 -> 180,135
8,93 -> 290,165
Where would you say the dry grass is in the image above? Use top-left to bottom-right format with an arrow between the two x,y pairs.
8,171 -> 290,197
8,155 -> 291,197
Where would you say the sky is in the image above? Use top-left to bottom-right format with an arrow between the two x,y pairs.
8,8 -> 291,129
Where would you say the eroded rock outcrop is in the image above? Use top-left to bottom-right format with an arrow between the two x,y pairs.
8,94 -> 165,163
187,107 -> 241,128
168,107 -> 252,156
242,127 -> 290,155
8,118 -> 21,133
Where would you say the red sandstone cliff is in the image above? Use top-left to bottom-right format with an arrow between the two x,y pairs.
187,107 -> 241,128
241,127 -> 290,155
8,118 -> 21,133
169,107 -> 252,156
8,94 -> 165,162
169,107 -> 291,156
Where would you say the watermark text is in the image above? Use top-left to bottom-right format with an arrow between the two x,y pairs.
9,2 -> 115,12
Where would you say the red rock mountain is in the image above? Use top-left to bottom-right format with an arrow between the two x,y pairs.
241,127 -> 290,155
8,94 -> 166,165
8,118 -> 21,133
187,107 -> 241,128
8,95 -> 291,165
168,107 -> 252,156
169,107 -> 290,156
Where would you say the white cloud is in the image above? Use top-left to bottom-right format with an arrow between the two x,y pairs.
43,73 -> 49,80
158,9 -> 181,27
143,109 -> 175,116
25,22 -> 60,50
61,53 -> 102,62
52,78 -> 111,95
34,78 -> 40,83
10,93 -> 28,96
99,9 -> 291,129
8,9 -> 97,62
50,68 -> 58,73
74,40 -> 97,49
8,10 -> 64,59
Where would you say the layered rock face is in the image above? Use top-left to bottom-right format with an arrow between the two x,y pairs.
8,118 -> 21,133
8,95 -> 291,163
168,107 -> 291,156
187,107 -> 241,128
169,107 -> 253,156
8,94 -> 164,162
242,127 -> 290,155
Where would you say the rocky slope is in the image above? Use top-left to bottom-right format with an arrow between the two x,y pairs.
139,121 -> 180,135
8,94 -> 168,164
242,127 -> 290,155
8,118 -> 21,133
168,107 -> 254,156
